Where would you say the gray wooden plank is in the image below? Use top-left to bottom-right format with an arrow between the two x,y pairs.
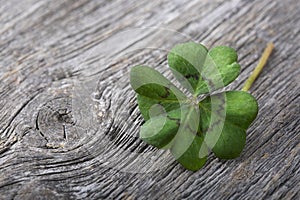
0,0 -> 299,199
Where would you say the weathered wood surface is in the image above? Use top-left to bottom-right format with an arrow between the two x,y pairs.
0,0 -> 299,199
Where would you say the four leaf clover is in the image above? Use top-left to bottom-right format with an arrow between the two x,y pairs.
130,42 -> 258,171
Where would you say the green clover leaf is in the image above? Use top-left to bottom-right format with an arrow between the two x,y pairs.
130,42 -> 259,171
168,42 -> 241,95
199,91 -> 258,159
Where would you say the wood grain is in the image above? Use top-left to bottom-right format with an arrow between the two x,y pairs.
0,0 -> 299,199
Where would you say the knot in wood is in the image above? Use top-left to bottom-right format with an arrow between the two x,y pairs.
36,97 -> 81,149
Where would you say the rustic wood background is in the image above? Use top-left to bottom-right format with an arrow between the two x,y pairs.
0,0 -> 299,199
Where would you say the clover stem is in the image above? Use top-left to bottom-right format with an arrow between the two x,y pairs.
242,42 -> 274,91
